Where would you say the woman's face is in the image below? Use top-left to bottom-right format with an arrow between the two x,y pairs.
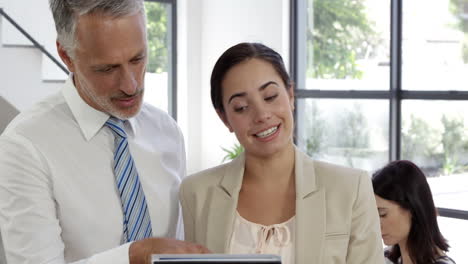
218,58 -> 295,158
375,195 -> 412,246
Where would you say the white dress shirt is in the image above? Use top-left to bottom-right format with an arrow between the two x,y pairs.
0,77 -> 186,264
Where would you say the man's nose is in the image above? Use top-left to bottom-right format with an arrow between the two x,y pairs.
120,67 -> 138,95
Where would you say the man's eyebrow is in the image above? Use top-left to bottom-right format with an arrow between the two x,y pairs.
227,81 -> 279,104
131,50 -> 146,60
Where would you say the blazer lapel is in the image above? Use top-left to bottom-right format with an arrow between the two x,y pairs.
205,153 -> 245,253
295,148 -> 326,264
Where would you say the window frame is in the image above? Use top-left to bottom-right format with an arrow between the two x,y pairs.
144,0 -> 178,120
290,0 -> 468,220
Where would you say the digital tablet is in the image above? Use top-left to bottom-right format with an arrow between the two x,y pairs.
152,254 -> 282,263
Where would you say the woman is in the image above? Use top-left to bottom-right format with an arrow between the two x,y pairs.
372,160 -> 456,264
179,42 -> 384,263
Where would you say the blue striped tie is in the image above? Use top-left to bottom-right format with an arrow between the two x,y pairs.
105,117 -> 153,242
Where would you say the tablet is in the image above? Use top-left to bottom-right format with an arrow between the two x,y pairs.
151,254 -> 282,263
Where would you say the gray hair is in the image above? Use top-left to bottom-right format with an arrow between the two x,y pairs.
49,0 -> 145,58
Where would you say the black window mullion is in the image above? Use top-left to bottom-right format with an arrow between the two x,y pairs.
169,0 -> 177,120
389,0 -> 402,161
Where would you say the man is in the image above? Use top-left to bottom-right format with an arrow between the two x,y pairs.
0,0 -> 207,263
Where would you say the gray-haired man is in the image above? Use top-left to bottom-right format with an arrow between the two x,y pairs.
0,1 -> 208,263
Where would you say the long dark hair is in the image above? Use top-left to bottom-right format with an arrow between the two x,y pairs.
210,42 -> 291,113
372,160 -> 449,264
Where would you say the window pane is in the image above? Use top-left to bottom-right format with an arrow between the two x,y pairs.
401,100 -> 468,211
144,1 -> 173,113
403,0 -> 468,91
296,99 -> 389,172
305,0 -> 390,90
437,216 -> 468,263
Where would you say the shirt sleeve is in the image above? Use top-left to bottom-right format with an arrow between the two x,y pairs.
0,134 -> 132,264
346,171 -> 386,263
174,122 -> 187,241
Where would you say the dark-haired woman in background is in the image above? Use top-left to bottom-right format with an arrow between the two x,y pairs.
372,160 -> 456,264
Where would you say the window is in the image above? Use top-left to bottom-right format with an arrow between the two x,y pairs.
144,0 -> 177,119
292,0 -> 468,261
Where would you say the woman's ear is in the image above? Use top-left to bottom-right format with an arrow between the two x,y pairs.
216,109 -> 234,133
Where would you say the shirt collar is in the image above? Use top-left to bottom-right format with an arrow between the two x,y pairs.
62,74 -> 138,141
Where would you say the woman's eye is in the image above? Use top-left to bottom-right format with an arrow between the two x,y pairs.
379,214 -> 387,218
265,94 -> 278,101
234,106 -> 247,113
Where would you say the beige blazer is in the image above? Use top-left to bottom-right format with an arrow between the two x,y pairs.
179,148 -> 384,263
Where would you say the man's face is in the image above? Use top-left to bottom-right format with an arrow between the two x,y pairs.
59,12 -> 148,119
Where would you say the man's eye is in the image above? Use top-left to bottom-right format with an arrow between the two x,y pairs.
265,94 -> 278,101
131,57 -> 144,63
379,214 -> 387,218
97,67 -> 113,73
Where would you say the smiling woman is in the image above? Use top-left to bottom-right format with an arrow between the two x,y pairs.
179,42 -> 385,264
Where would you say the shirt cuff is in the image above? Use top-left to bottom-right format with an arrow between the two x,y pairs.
88,242 -> 132,264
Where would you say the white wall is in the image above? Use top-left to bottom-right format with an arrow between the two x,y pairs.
0,0 -> 66,81
178,0 -> 290,174
0,9 -> 63,112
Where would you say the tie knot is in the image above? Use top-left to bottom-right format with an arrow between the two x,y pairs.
105,117 -> 127,138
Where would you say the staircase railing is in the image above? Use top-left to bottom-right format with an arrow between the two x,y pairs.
0,8 -> 69,74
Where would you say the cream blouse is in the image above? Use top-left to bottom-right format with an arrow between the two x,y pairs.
228,211 -> 295,264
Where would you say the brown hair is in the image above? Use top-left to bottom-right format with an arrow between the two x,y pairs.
210,42 -> 291,112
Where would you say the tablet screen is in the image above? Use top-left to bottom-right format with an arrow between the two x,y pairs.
152,254 -> 282,264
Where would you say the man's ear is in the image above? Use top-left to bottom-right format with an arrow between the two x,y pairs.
216,109 -> 234,133
56,41 -> 75,73
288,84 -> 295,111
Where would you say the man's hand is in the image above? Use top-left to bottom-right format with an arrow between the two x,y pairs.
129,237 -> 211,264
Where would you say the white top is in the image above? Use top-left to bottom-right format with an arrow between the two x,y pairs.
228,211 -> 295,264
0,77 -> 186,264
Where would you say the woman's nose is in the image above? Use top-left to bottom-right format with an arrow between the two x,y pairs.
252,104 -> 272,123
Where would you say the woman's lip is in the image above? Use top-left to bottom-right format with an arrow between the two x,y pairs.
252,124 -> 280,135
253,124 -> 281,142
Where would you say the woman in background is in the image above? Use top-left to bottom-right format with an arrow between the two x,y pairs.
179,42 -> 384,263
372,160 -> 456,264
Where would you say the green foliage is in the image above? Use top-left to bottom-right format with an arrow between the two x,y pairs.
221,143 -> 244,163
305,102 -> 372,167
441,115 -> 466,175
309,0 -> 379,79
337,103 -> 369,149
449,0 -> 468,32
145,2 -> 169,73
463,35 -> 468,63
449,0 -> 468,63
306,101 -> 326,157
401,115 -> 439,161
401,114 -> 468,176
336,103 -> 370,167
